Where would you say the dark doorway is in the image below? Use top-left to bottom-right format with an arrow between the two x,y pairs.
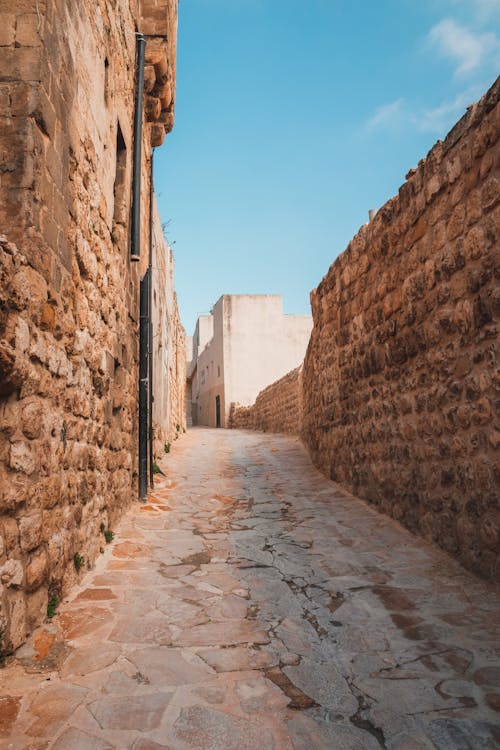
215,395 -> 221,428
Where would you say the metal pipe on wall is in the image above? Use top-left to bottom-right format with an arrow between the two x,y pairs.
139,269 -> 150,500
135,32 -> 148,500
131,33 -> 146,262
148,150 -> 155,488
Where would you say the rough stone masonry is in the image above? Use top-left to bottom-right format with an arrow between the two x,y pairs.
302,77 -> 500,580
0,0 -> 185,654
231,77 -> 499,582
229,366 -> 303,435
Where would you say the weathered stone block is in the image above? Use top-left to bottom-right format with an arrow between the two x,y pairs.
0,558 -> 23,587
464,225 -> 486,261
0,13 -> 15,45
425,173 -> 441,203
15,317 -> 30,354
1,47 -> 41,82
39,302 -> 56,331
21,398 -> 44,439
0,340 -> 22,396
19,511 -> 42,552
150,122 -> 166,146
26,585 -> 48,631
25,546 -> 47,591
1,518 -> 19,554
8,80 -> 38,116
0,0 -> 38,10
11,266 -> 48,312
447,204 -> 466,241
145,96 -> 161,122
480,148 -> 495,180
143,64 -> 156,93
4,589 -> 26,651
482,175 -> 500,210
15,13 -> 40,47
445,154 -> 462,184
9,440 -> 36,475
39,475 -> 61,509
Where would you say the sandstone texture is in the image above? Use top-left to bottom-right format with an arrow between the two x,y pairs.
230,77 -> 500,581
229,366 -> 303,434
303,77 -> 500,579
0,1 -> 184,653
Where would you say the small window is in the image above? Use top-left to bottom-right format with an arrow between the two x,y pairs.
217,365 -> 220,377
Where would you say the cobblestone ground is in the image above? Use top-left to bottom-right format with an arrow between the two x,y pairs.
1,428 -> 499,749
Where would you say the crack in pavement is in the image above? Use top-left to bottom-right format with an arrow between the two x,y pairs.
1,428 -> 499,750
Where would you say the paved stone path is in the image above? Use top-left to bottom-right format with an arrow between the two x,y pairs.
1,428 -> 499,749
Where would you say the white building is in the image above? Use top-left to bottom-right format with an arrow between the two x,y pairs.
187,295 -> 312,428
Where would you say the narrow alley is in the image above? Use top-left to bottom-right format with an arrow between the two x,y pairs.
1,428 -> 499,749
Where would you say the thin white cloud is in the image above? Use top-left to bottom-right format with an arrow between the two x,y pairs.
413,85 -> 484,132
432,0 -> 500,22
363,83 -> 488,137
364,98 -> 405,131
428,18 -> 499,74
475,0 -> 500,12
475,0 -> 500,16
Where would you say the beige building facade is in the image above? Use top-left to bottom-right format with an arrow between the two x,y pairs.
187,295 -> 312,428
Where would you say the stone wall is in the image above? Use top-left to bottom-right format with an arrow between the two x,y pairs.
229,366 -> 303,434
151,201 -> 186,456
228,404 -> 254,430
0,1 -> 180,652
302,77 -> 500,579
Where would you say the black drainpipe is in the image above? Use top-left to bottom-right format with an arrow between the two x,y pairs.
139,269 -> 149,500
131,33 -> 146,262
133,32 -> 148,500
148,150 -> 155,489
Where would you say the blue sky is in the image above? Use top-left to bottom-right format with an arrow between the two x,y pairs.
155,0 -> 500,334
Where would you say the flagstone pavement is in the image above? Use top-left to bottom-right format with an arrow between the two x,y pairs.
1,427 -> 499,749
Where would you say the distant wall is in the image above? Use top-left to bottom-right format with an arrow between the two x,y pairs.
228,403 -> 254,430
229,366 -> 302,434
151,201 -> 186,456
302,77 -> 500,579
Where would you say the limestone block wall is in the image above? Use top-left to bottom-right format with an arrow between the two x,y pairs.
229,366 -> 303,434
228,404 -> 254,430
0,0 -> 179,652
0,234 -> 136,651
151,203 -> 186,456
166,309 -> 187,441
302,77 -> 500,579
